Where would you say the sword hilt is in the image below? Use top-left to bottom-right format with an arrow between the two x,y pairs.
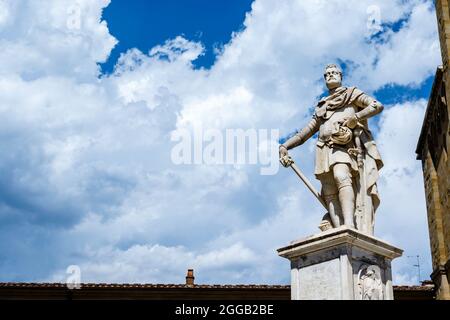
280,155 -> 294,168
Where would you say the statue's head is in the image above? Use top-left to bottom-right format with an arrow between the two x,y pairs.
323,63 -> 343,90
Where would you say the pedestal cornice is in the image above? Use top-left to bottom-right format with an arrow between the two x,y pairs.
277,226 -> 403,260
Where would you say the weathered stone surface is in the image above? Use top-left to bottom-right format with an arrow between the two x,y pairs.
297,258 -> 341,300
278,227 -> 402,300
416,0 -> 450,300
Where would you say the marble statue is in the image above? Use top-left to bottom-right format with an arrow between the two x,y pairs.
279,64 -> 384,235
357,265 -> 383,300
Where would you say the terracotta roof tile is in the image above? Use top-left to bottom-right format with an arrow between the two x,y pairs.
0,282 -> 434,291
392,285 -> 434,291
0,282 -> 290,289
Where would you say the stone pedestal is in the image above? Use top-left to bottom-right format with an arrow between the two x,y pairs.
277,226 -> 403,300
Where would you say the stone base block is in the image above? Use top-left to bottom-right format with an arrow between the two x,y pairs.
277,226 -> 403,300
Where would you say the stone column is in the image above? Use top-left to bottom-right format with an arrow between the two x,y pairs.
277,226 -> 403,300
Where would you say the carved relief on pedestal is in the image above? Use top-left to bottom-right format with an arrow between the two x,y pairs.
356,265 -> 383,300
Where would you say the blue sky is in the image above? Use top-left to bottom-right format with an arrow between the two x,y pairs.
100,1 -> 435,105
0,0 -> 441,286
101,0 -> 254,72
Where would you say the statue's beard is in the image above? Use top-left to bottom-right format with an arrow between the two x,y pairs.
326,80 -> 341,90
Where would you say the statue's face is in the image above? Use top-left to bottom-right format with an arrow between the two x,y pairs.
324,67 -> 342,89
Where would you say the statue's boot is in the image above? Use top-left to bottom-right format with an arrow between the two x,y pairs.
324,193 -> 342,228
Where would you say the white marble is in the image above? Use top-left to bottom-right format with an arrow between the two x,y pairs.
278,227 -> 402,300
280,64 -> 384,236
298,258 -> 341,300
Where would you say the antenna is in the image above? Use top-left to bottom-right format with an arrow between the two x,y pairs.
407,255 -> 421,284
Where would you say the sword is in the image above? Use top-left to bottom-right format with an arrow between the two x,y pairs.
280,155 -> 328,210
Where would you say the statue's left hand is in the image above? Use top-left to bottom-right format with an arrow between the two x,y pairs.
342,115 -> 358,129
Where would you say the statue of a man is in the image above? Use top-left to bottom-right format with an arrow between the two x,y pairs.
279,64 -> 384,235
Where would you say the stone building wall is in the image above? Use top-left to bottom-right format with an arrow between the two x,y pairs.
416,0 -> 450,300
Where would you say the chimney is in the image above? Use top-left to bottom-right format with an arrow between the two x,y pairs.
185,269 -> 195,286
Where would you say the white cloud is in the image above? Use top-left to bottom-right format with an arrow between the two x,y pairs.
0,0 -> 439,285
393,272 -> 419,286
352,1 -> 441,88
50,242 -> 258,284
0,0 -> 117,80
0,0 -> 14,28
376,100 -> 432,281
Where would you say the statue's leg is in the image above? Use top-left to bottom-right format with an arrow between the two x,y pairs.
333,163 -> 355,228
320,175 -> 342,228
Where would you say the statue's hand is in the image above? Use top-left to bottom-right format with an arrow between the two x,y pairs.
279,145 -> 291,168
342,115 -> 358,129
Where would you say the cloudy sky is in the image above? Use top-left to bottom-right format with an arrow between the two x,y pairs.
0,0 -> 441,285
